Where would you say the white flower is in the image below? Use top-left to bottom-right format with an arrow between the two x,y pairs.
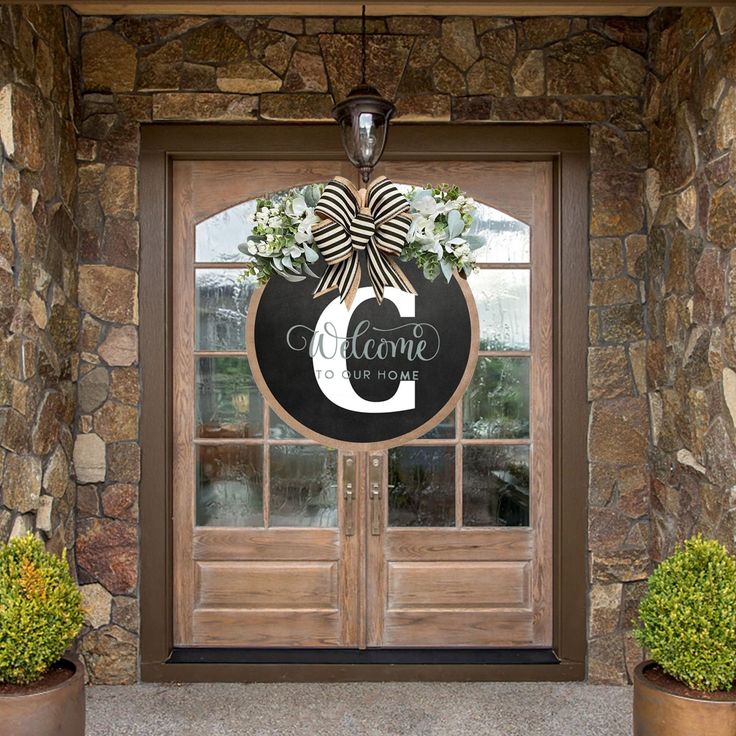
288,245 -> 302,258
411,190 -> 439,217
266,233 -> 274,243
295,210 -> 320,244
284,194 -> 307,219
268,215 -> 283,229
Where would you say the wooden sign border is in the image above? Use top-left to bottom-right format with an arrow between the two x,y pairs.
246,273 -> 480,452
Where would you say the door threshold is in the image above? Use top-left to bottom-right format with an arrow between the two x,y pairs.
168,647 -> 560,666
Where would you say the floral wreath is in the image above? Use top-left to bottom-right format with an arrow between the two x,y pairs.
243,177 -> 481,308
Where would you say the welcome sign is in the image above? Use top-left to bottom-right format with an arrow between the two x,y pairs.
247,261 -> 478,450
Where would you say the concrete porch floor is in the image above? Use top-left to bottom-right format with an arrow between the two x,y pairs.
87,682 -> 633,736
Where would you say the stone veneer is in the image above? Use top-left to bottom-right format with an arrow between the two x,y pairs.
0,4 -> 734,686
646,12 -> 736,569
0,8 -> 80,574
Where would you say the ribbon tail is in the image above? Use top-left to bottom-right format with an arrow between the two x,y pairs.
313,251 -> 361,309
366,241 -> 416,304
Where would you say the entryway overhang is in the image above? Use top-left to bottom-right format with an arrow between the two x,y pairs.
49,0 -> 712,16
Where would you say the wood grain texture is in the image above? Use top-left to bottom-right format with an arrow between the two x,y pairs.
172,161 -> 195,646
530,161 -> 554,646
191,610 -> 341,647
387,562 -> 530,609
69,2 -> 659,16
382,611 -> 535,648
193,528 -> 340,560
196,561 -> 338,608
189,160 -> 355,223
384,529 -> 533,561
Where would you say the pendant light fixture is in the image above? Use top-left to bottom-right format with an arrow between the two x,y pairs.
331,5 -> 396,184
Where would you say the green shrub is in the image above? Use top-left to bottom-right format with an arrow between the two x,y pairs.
0,534 -> 84,685
634,535 -> 736,692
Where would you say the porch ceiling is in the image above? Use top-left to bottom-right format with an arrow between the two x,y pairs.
59,0 -> 702,17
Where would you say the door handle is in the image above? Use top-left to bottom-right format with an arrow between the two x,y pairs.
370,485 -> 381,535
343,454 -> 356,536
369,454 -> 382,535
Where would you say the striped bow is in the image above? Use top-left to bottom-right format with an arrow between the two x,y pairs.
312,176 -> 416,308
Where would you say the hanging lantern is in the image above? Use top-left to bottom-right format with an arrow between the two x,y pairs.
331,6 -> 395,184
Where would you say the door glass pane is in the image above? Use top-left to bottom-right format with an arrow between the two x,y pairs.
419,411 -> 455,439
195,269 -> 257,351
388,446 -> 455,527
195,202 -> 255,263
463,357 -> 530,439
196,445 -> 263,527
196,357 -> 263,438
468,206 -> 530,263
469,269 -> 530,351
463,446 -> 529,527
270,410 -> 303,439
270,446 -> 337,527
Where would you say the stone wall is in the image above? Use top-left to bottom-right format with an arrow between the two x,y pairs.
646,10 -> 736,561
71,11 -> 653,684
0,8 -> 80,557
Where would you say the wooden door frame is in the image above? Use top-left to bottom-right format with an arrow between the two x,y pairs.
139,123 -> 589,682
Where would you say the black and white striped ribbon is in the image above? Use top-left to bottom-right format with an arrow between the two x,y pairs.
312,176 -> 416,306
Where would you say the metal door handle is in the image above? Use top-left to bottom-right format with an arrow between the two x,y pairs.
370,484 -> 381,535
343,455 -> 356,536
369,454 -> 382,535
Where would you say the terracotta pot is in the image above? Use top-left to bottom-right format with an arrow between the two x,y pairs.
0,656 -> 85,736
634,660 -> 736,736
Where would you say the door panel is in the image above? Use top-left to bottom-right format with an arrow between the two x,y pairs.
172,158 -> 553,650
173,160 -> 359,648
386,562 -> 530,608
366,161 -> 553,648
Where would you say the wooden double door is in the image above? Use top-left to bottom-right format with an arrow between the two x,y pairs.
173,158 -> 553,650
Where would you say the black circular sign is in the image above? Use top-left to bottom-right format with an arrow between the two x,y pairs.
247,261 -> 478,450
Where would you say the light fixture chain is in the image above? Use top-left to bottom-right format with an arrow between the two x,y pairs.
361,4 -> 367,85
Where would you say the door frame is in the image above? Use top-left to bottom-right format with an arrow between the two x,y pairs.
139,123 -> 589,682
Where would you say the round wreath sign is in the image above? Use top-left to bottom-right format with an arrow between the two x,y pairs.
245,176 -> 481,451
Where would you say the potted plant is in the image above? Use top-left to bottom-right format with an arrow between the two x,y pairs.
0,534 -> 85,736
633,535 -> 736,736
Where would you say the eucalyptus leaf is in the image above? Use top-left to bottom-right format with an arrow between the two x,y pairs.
281,254 -> 299,273
440,258 -> 454,283
303,243 -> 320,263
422,261 -> 439,282
304,184 -> 322,208
465,234 -> 485,251
303,263 -> 320,279
274,270 -> 306,282
447,209 -> 464,239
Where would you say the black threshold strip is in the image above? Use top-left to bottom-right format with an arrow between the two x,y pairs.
168,648 -> 560,665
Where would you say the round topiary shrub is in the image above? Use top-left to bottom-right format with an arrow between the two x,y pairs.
634,535 -> 736,692
0,534 -> 84,685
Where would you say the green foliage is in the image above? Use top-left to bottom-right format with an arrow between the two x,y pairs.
634,535 -> 736,692
0,534 -> 84,685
